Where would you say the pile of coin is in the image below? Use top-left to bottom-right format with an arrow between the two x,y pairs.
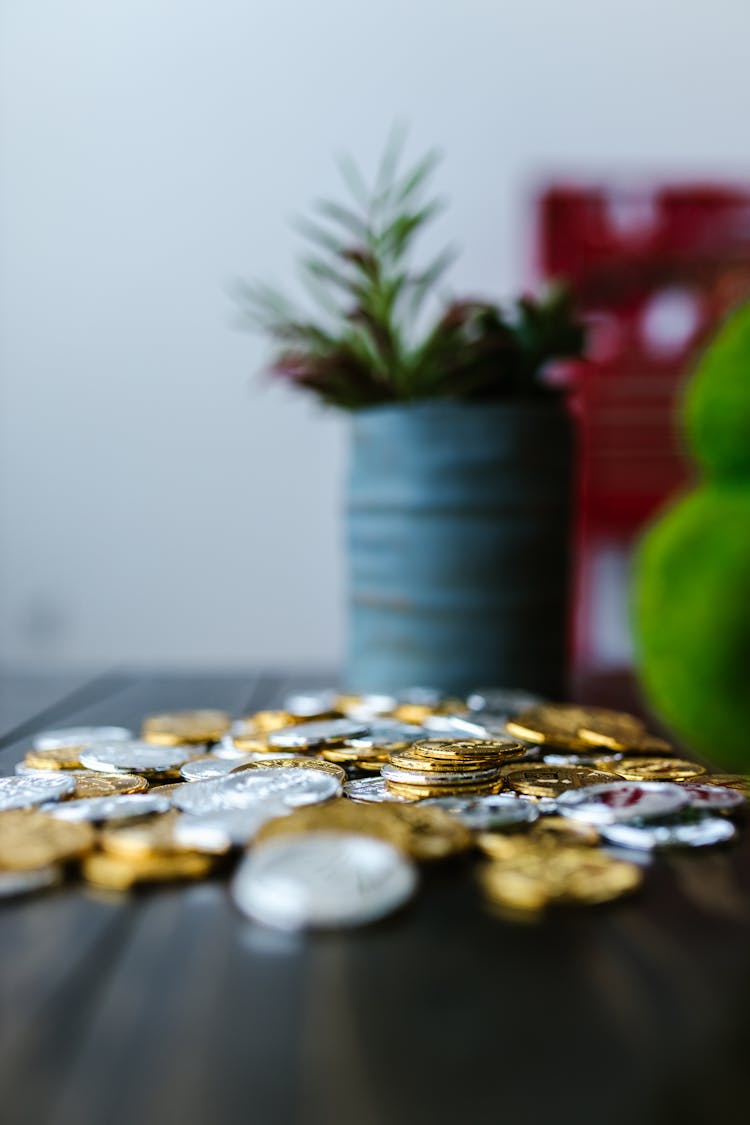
0,693 -> 746,927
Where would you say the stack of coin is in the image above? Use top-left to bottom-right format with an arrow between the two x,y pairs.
381,738 -> 525,799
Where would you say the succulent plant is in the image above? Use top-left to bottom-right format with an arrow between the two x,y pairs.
235,133 -> 585,409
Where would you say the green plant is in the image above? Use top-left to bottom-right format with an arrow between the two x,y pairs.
634,301 -> 750,770
235,135 -> 585,408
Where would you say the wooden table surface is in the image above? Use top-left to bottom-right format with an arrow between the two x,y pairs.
2,670 -> 750,1125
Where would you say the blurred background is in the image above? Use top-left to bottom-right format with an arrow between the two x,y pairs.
2,0 -> 749,675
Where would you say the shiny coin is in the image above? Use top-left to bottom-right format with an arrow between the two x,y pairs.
0,810 -> 94,869
232,831 -> 418,929
230,757 -> 347,784
0,773 -> 76,810
33,726 -> 131,751
596,756 -> 705,782
282,690 -> 338,719
142,709 -> 231,745
343,778 -> 415,804
99,811 -> 184,857
419,715 -> 494,738
412,738 -> 524,761
0,865 -> 62,898
501,764 -> 617,799
147,782 -> 186,799
73,773 -> 149,798
180,756 -> 253,782
45,793 -> 171,822
505,705 -> 597,750
421,794 -> 539,830
334,693 -> 397,720
387,750 -> 491,773
253,799 -> 413,852
386,779 -> 503,800
24,746 -> 84,771
82,850 -> 214,889
680,782 -> 746,811
571,708 -> 647,749
556,780 -> 689,824
384,803 -> 473,860
172,767 -> 341,816
174,804 -> 289,852
600,815 -> 737,851
79,740 -> 189,775
697,773 -> 750,795
381,763 -> 499,787
247,710 -> 299,733
343,719 -> 424,749
267,718 -> 367,750
544,751 -> 623,767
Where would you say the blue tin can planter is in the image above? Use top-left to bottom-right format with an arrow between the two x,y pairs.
345,399 -> 575,697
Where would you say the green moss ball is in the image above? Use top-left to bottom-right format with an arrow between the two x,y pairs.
634,484 -> 750,770
684,302 -> 750,481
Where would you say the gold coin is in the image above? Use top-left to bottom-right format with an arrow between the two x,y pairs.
322,745 -> 390,764
696,773 -> 750,794
476,817 -> 600,860
254,800 -> 413,852
573,708 -> 647,749
82,850 -> 214,890
505,706 -> 591,750
0,810 -> 94,870
230,757 -> 347,783
99,810 -> 184,858
412,738 -> 525,761
386,778 -> 504,800
24,746 -> 83,770
74,773 -> 149,798
142,709 -> 231,745
246,710 -> 298,733
386,803 -> 472,860
147,781 -> 185,798
501,763 -> 617,798
479,845 -> 641,908
597,756 -> 705,782
388,750 -> 491,773
391,703 -> 433,724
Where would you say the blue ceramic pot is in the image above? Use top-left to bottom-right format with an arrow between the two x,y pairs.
345,399 -> 574,697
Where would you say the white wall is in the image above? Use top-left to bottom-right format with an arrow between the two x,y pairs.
1,0 -> 749,670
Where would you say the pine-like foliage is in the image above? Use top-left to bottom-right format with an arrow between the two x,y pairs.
235,134 -> 585,408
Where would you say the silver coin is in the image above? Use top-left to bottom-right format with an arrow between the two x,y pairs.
32,725 -> 132,751
173,767 -> 340,815
344,719 -> 423,750
556,781 -> 689,824
343,777 -> 414,804
600,815 -> 737,850
232,831 -> 418,929
420,715 -> 489,737
467,688 -> 545,715
15,763 -> 88,777
381,763 -> 499,786
268,719 -> 368,749
339,694 -> 396,721
681,782 -> 746,812
282,690 -> 337,718
44,793 -> 171,822
79,740 -> 188,775
0,773 -> 76,810
421,794 -> 540,830
544,752 -> 623,767
174,803 -> 289,852
180,757 -> 254,782
0,865 -> 62,898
